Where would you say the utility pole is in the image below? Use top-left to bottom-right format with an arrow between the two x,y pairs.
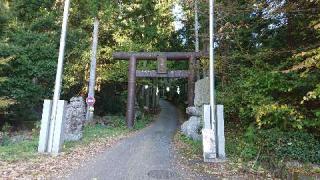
47,0 -> 70,152
194,0 -> 200,53
209,0 -> 216,129
194,0 -> 201,80
86,18 -> 100,121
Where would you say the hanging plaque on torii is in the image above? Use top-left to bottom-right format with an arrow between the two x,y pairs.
113,52 -> 208,128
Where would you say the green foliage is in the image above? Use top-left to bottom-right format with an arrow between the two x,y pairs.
182,0 -> 320,175
0,28 -> 58,123
257,129 -> 320,164
227,126 -> 320,173
0,138 -> 38,162
206,0 -> 320,137
67,122 -> 128,147
134,114 -> 153,130
0,0 -> 177,126
0,1 -> 8,35
0,123 -> 11,146
240,125 -> 258,160
107,116 -> 127,128
179,133 -> 202,158
255,104 -> 304,130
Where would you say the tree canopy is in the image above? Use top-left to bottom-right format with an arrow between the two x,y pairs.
0,0 -> 319,138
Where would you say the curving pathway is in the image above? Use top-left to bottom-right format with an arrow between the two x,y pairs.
66,100 -> 199,180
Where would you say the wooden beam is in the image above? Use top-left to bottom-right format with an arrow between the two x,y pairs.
113,52 -> 208,60
136,70 -> 189,78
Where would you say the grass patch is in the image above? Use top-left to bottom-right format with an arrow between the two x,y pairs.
175,131 -> 202,159
133,114 -> 153,130
63,124 -> 129,150
0,137 -> 38,162
0,115 -> 154,162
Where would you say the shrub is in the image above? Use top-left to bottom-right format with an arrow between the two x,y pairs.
255,104 -> 304,130
232,127 -> 320,170
257,129 -> 320,164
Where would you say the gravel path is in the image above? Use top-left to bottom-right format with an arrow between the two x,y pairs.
66,100 -> 198,180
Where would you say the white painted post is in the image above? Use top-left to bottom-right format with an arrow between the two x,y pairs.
51,100 -> 67,155
48,0 -> 70,154
203,105 -> 211,129
202,105 -> 217,162
202,129 -> 216,162
217,105 -> 225,158
38,100 -> 52,153
194,0 -> 199,53
86,18 -> 100,121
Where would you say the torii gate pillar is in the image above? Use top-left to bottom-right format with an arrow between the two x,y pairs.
188,55 -> 196,106
126,56 -> 137,128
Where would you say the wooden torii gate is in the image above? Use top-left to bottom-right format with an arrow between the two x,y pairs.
113,52 -> 207,128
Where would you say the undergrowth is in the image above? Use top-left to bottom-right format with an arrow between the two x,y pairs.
176,124 -> 320,178
225,125 -> 320,177
176,131 -> 202,160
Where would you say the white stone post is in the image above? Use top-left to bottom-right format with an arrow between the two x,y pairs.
202,104 -> 217,162
202,129 -> 216,162
202,104 -> 225,162
38,100 -> 66,154
38,100 -> 52,153
217,105 -> 225,158
203,105 -> 211,129
51,100 -> 67,155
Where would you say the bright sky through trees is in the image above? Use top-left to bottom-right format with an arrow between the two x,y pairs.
172,3 -> 185,31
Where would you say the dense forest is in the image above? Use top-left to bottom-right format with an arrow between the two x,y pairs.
187,0 -> 320,168
0,0 -> 182,127
0,0 -> 320,174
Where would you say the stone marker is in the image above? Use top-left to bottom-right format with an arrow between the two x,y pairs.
217,105 -> 226,159
194,77 -> 210,107
38,100 -> 52,153
64,97 -> 86,141
51,100 -> 67,154
38,100 -> 67,154
202,129 -> 216,162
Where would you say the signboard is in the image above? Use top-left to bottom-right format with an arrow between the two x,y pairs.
157,56 -> 167,74
86,96 -> 95,106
